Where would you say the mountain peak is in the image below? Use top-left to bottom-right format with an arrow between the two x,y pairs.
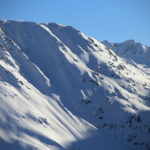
102,39 -> 150,65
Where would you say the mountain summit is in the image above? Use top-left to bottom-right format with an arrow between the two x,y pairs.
0,20 -> 150,150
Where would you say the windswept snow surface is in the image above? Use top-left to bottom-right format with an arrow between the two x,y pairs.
0,20 -> 150,150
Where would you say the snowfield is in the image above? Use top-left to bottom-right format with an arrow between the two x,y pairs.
0,20 -> 150,150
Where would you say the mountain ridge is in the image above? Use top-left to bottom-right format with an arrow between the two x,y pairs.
102,39 -> 150,66
0,20 -> 150,150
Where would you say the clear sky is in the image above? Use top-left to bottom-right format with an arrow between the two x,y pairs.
0,0 -> 150,46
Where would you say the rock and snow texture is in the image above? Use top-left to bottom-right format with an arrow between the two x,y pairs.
0,20 -> 150,150
102,40 -> 150,72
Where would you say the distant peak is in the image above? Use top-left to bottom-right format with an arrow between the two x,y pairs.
121,39 -> 136,45
101,40 -> 110,44
102,39 -> 147,48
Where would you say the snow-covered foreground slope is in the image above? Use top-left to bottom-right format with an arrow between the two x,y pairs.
0,28 -> 96,150
0,20 -> 150,150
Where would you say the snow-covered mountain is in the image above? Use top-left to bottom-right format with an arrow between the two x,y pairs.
0,20 -> 150,150
102,40 -> 150,69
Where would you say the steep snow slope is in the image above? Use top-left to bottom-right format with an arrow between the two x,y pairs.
0,27 -> 95,150
0,20 -> 150,150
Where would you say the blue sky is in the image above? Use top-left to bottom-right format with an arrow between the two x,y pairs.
0,0 -> 150,46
